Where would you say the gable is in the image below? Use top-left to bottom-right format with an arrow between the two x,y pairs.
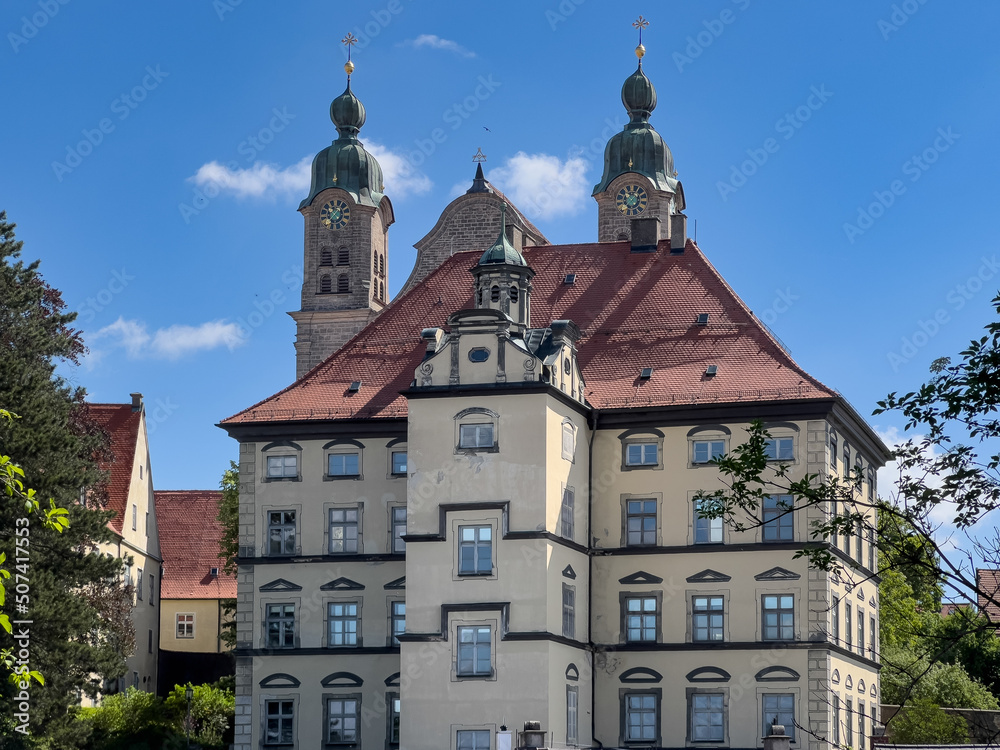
384,576 -> 406,590
686,569 -> 732,583
259,578 -> 302,592
319,577 -> 365,591
754,567 -> 801,581
618,571 -> 663,585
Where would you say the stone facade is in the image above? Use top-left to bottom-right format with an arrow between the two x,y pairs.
595,172 -> 679,243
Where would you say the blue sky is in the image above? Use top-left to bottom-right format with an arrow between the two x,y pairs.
3,0 -> 1000,502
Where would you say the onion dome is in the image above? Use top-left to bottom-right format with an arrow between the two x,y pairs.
593,49 -> 679,196
299,66 -> 385,210
477,203 -> 527,267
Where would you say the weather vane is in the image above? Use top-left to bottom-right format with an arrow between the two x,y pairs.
473,148 -> 487,163
342,33 -> 357,77
633,16 -> 649,61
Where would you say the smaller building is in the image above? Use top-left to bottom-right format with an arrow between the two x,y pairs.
155,489 -> 236,693
976,569 -> 1000,623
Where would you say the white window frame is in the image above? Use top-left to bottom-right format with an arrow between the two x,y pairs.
328,506 -> 361,554
266,509 -> 298,556
266,454 -> 298,479
176,613 -> 195,639
456,625 -> 493,678
391,506 -> 407,554
692,439 -> 726,465
458,525 -> 493,576
327,600 -> 361,648
264,698 -> 295,746
693,497 -> 723,544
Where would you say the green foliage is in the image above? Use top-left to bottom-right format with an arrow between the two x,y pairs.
217,461 -> 239,651
163,682 -> 235,748
80,687 -> 164,739
935,607 -> 1000,697
889,699 -> 971,745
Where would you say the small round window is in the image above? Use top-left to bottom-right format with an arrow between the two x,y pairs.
468,348 -> 490,363
563,358 -> 571,374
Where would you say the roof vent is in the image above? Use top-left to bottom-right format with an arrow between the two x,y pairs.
640,367 -> 653,380
705,365 -> 718,376
210,567 -> 219,577
696,313 -> 709,325
348,381 -> 362,392
563,273 -> 576,285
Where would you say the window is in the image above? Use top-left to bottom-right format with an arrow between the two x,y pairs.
562,421 -> 576,460
832,695 -> 841,745
320,274 -> 333,293
694,498 -> 722,544
266,603 -> 295,649
509,285 -> 519,302
132,504 -> 137,531
389,695 -> 401,745
868,467 -> 875,501
625,596 -> 658,642
857,609 -> 865,656
457,730 -> 490,750
391,601 -> 405,645
326,698 -> 359,744
320,248 -> 333,266
831,596 -> 840,644
457,626 -> 491,676
764,437 -> 794,461
176,613 -> 194,638
859,702 -> 866,750
374,254 -> 379,274
328,452 -> 360,477
690,693 -> 724,742
459,423 -> 494,449
132,671 -> 139,688
337,274 -> 349,293
567,686 -> 579,744
693,596 -> 725,642
149,574 -> 154,605
379,255 -> 385,277
391,450 -> 407,475
137,568 -> 143,600
328,602 -> 359,647
458,525 -> 492,575
561,487 -> 575,539
846,698 -> 854,749
868,527 -> 876,571
145,511 -> 149,536
264,699 -> 294,746
391,507 -> 407,554
831,500 -> 838,546
843,443 -> 851,478
268,511 -> 296,555
830,432 -> 838,470
337,247 -> 349,266
845,602 -> 853,649
490,285 -> 500,303
625,692 -> 659,743
763,495 -> 793,541
762,594 -> 795,641
870,616 -> 877,659
148,629 -> 153,654
763,694 -> 795,741
692,439 -> 726,465
329,508 -> 360,553
562,584 -> 576,639
266,455 -> 297,478
139,464 -> 143,480
870,704 -> 878,737
626,499 -> 657,546
626,442 -> 658,466
856,519 -> 863,561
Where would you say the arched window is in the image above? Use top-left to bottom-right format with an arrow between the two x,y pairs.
509,286 -> 519,303
337,274 -> 349,293
490,285 -> 500,303
380,281 -> 385,301
319,274 -> 332,293
374,255 -> 378,274
337,247 -> 349,266
320,248 -> 333,266
380,254 -> 385,277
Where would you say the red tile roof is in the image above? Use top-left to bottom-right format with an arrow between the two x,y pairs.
977,569 -> 1000,622
154,490 -> 236,600
221,239 -> 835,425
89,403 -> 142,534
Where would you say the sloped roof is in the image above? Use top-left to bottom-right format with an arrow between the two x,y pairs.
89,403 -> 142,534
221,239 -> 835,426
154,490 -> 235,600
977,569 -> 1000,622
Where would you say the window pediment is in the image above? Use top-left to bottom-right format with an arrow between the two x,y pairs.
686,569 -> 732,583
320,577 -> 365,591
320,671 -> 364,688
685,667 -> 731,683
259,578 -> 302,592
259,673 -> 300,688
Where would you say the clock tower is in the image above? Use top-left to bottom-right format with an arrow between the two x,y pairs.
593,24 -> 686,244
289,47 -> 394,380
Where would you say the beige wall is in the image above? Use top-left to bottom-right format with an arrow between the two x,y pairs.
160,598 -> 227,653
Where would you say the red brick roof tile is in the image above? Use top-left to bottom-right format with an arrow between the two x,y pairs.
154,490 -> 235,600
221,240 -> 835,425
89,403 -> 142,534
977,569 -> 1000,622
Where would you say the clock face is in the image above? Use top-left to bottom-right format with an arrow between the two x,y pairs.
616,184 -> 648,217
320,200 -> 351,230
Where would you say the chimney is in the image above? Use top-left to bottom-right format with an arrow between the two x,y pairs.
130,393 -> 143,412
762,723 -> 791,750
671,213 -> 688,253
518,721 -> 547,750
630,216 -> 661,253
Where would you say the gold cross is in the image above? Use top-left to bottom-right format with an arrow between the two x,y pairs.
633,16 -> 649,45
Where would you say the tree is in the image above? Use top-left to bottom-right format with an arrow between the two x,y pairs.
0,212 -> 133,747
889,699 -> 971,745
695,293 -> 1000,743
216,461 -> 238,651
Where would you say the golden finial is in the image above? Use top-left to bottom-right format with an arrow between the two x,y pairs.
473,147 -> 487,163
628,158 -> 634,168
633,16 -> 649,60
342,33 -> 357,77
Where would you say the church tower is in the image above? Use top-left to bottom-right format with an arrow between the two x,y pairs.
593,21 -> 687,244
289,44 -> 395,380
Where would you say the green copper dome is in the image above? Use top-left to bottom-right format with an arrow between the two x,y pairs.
593,62 -> 679,196
477,203 -> 527,267
299,81 -> 385,210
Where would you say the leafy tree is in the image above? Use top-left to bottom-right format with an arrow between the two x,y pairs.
888,699 -> 971,745
163,682 -> 235,748
0,212 -> 133,747
217,461 -> 238,650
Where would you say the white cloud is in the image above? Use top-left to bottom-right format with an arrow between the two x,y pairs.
188,157 -> 311,199
406,34 -> 475,58
94,317 -> 245,360
366,142 -> 433,198
487,152 -> 590,220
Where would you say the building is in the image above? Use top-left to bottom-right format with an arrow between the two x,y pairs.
155,489 -> 236,693
976,570 -> 1000,623
90,394 -> 162,695
220,38 -> 888,750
